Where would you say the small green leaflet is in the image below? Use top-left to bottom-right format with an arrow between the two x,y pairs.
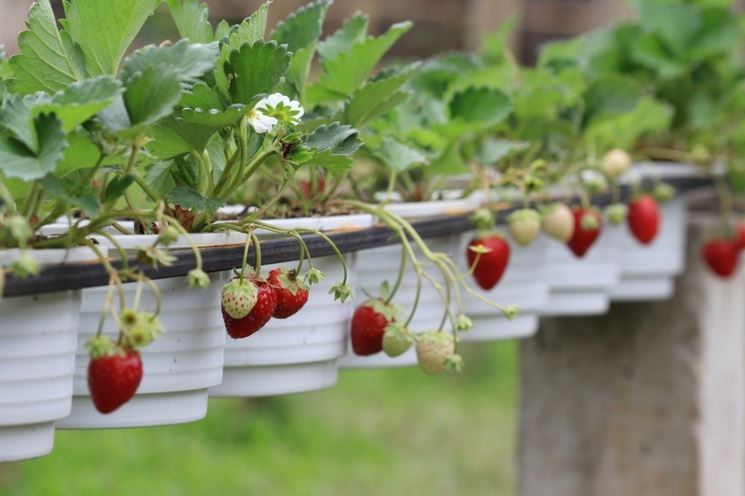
33,76 -> 122,132
305,123 -> 362,156
120,40 -> 218,87
449,87 -> 512,126
61,0 -> 161,76
308,21 -> 413,102
167,186 -> 225,213
225,42 -> 290,105
346,63 -> 419,127
0,113 -> 67,181
271,0 -> 330,52
317,13 -> 369,62
373,137 -> 428,173
166,0 -> 214,43
8,0 -> 86,94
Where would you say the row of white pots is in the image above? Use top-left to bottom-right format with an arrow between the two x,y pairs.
0,187 -> 690,460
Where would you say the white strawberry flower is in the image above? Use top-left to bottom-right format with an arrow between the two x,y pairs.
255,93 -> 304,125
247,108 -> 278,134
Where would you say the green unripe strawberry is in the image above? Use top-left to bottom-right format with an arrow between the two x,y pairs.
604,203 -> 628,225
601,149 -> 631,178
188,269 -> 210,289
654,183 -> 675,203
508,208 -> 541,246
121,310 -> 163,348
221,278 -> 259,319
382,323 -> 414,357
416,331 -> 461,375
157,225 -> 181,246
10,252 -> 40,278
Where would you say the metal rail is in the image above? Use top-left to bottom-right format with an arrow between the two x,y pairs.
2,177 -> 710,297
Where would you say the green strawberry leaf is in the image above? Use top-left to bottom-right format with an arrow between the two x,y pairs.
144,160 -> 177,198
100,67 -> 182,138
148,116 -> 218,158
317,13 -> 368,61
476,138 -> 530,166
33,76 -> 122,132
57,130 -> 101,175
448,87 -> 512,126
271,0 -> 330,52
224,41 -> 290,105
346,63 -> 419,127
61,0 -> 161,76
373,137 -> 428,173
104,174 -> 135,202
0,113 -> 67,180
305,123 -> 362,156
167,185 -> 224,213
8,0 -> 86,94
166,0 -> 214,43
308,21 -> 412,103
120,40 -> 218,87
272,0 -> 331,101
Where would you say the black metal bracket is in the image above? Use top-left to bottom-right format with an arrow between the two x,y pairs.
2,176 -> 711,297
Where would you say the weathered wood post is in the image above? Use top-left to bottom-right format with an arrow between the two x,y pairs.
517,219 -> 745,496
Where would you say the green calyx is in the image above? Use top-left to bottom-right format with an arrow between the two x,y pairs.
654,183 -> 676,203
276,269 -> 307,295
188,269 -> 211,289
604,203 -> 628,225
469,208 -> 496,231
304,268 -> 326,286
454,313 -> 473,332
120,310 -> 163,348
86,335 -> 119,359
330,282 -> 353,302
9,252 -> 40,278
580,211 -> 600,230
366,298 -> 397,321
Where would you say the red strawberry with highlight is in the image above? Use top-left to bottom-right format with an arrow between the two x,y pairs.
221,276 -> 277,339
268,267 -> 309,319
628,195 -> 661,245
86,336 -> 143,414
567,207 -> 602,258
736,222 -> 745,250
350,298 -> 397,356
702,239 -> 740,278
466,234 -> 510,290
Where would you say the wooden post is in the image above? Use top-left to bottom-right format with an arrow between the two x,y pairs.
517,221 -> 745,496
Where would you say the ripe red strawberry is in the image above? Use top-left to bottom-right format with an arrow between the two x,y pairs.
736,222 -> 745,250
86,336 -> 143,414
702,239 -> 740,278
567,207 -> 603,258
221,276 -> 277,339
350,299 -> 396,356
466,234 -> 510,290
268,267 -> 309,319
628,195 -> 661,245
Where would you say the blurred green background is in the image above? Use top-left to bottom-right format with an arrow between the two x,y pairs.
0,342 -> 517,495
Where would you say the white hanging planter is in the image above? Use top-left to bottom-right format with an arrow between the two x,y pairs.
0,247 -> 97,461
611,198 -> 687,301
58,233 -> 231,429
459,235 -> 550,342
541,227 -> 622,316
211,254 -> 354,397
209,213 -> 374,397
342,233 -> 459,368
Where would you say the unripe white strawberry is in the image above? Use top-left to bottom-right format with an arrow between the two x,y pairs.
542,203 -> 574,242
601,149 -> 631,178
415,331 -> 461,375
508,208 -> 541,246
221,278 -> 259,319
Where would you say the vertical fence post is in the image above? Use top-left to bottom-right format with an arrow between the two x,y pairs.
517,222 -> 745,496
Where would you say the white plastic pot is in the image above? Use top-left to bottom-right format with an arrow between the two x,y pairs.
211,254 -> 354,397
459,235 -> 550,342
210,214 -> 374,397
611,198 -> 687,301
59,234 -> 232,429
0,247 -> 96,461
541,226 -> 622,316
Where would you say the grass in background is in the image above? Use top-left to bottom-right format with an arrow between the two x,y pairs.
0,340 -> 517,496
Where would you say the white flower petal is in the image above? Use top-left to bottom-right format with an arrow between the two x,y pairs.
248,111 -> 278,134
